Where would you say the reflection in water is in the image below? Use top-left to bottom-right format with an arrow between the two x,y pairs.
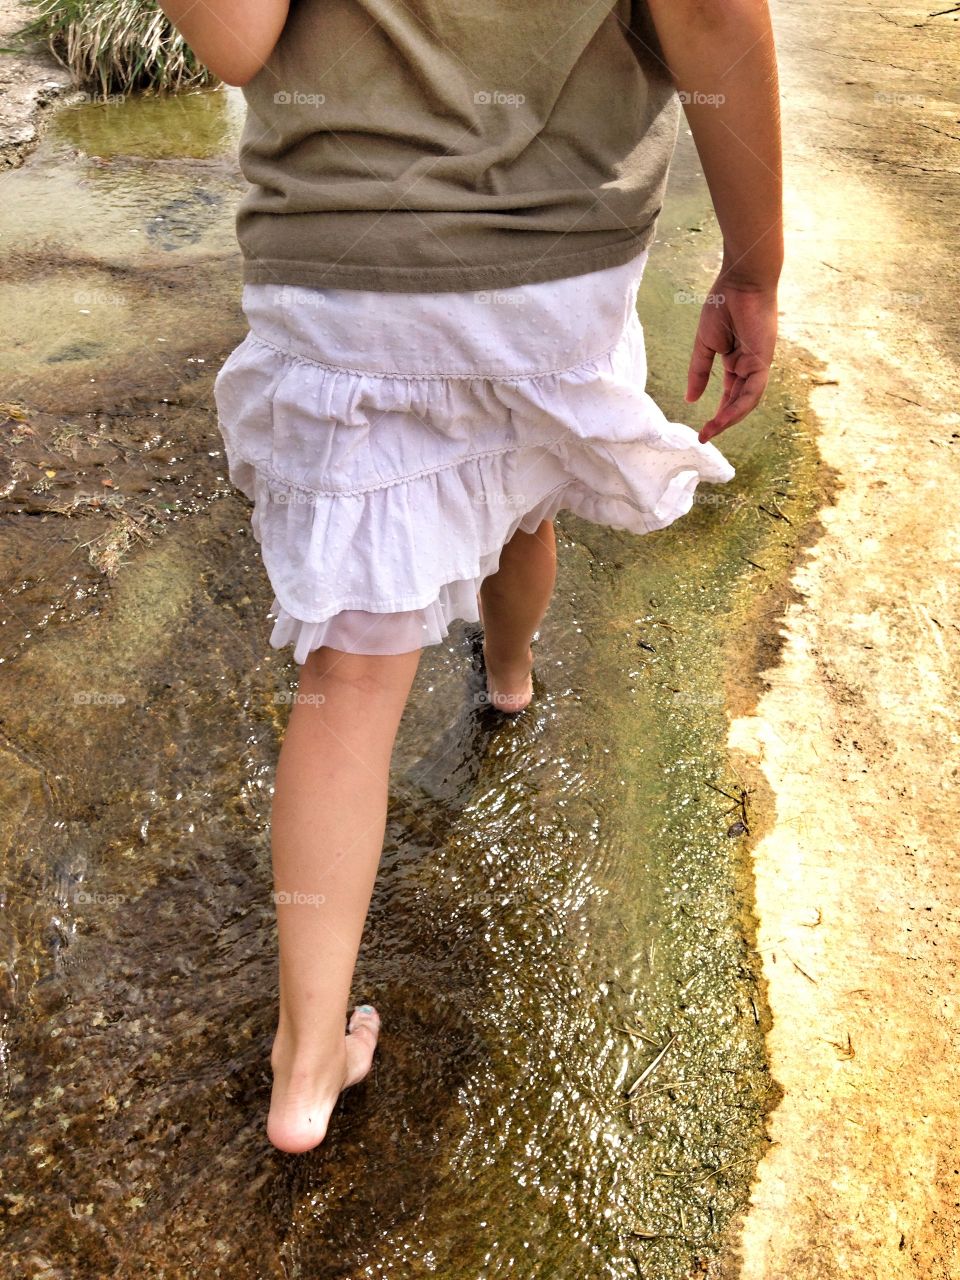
0,85 -> 821,1278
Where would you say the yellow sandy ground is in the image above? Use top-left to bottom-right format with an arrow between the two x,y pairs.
722,3 -> 959,1277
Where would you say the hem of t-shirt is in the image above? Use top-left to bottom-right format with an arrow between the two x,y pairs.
238,230 -> 657,294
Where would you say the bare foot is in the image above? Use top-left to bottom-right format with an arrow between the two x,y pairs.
481,639 -> 534,714
266,1004 -> 381,1154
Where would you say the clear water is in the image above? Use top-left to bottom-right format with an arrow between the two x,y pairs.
0,87 -> 823,1278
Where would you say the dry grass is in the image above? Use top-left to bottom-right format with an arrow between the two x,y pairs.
14,0 -> 218,94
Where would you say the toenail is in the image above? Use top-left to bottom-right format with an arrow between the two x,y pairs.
357,1004 -> 375,1014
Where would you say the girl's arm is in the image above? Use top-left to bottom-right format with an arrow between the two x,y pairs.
645,0 -> 783,441
157,0 -> 290,86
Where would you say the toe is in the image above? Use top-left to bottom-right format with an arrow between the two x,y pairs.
344,1005 -> 381,1087
348,1004 -> 380,1036
346,1004 -> 381,1052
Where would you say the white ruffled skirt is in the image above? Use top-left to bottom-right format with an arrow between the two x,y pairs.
212,249 -> 736,662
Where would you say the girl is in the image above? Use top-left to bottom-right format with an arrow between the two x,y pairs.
160,0 -> 782,1153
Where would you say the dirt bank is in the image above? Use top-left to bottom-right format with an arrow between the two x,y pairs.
0,0 -> 73,168
720,3 -> 960,1277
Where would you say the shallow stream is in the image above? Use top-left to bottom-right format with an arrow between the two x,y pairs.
0,85 -> 824,1279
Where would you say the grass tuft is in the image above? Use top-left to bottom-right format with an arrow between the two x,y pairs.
14,0 -> 218,95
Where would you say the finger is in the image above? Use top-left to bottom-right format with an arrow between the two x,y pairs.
698,381 -> 743,444
721,360 -> 741,398
699,370 -> 768,441
711,368 -> 746,421
700,395 -> 750,443
685,332 -> 717,404
701,370 -> 762,441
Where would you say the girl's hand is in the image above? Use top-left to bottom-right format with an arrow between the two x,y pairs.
685,279 -> 779,444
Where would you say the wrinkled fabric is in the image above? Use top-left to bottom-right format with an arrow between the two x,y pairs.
212,250 -> 736,662
236,0 -> 680,291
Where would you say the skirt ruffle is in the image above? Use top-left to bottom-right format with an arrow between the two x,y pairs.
212,285 -> 736,662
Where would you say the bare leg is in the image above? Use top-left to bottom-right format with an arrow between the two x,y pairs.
267,644 -> 422,1153
478,518 -> 556,712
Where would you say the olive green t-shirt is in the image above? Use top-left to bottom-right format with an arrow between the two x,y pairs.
236,1 -> 680,292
